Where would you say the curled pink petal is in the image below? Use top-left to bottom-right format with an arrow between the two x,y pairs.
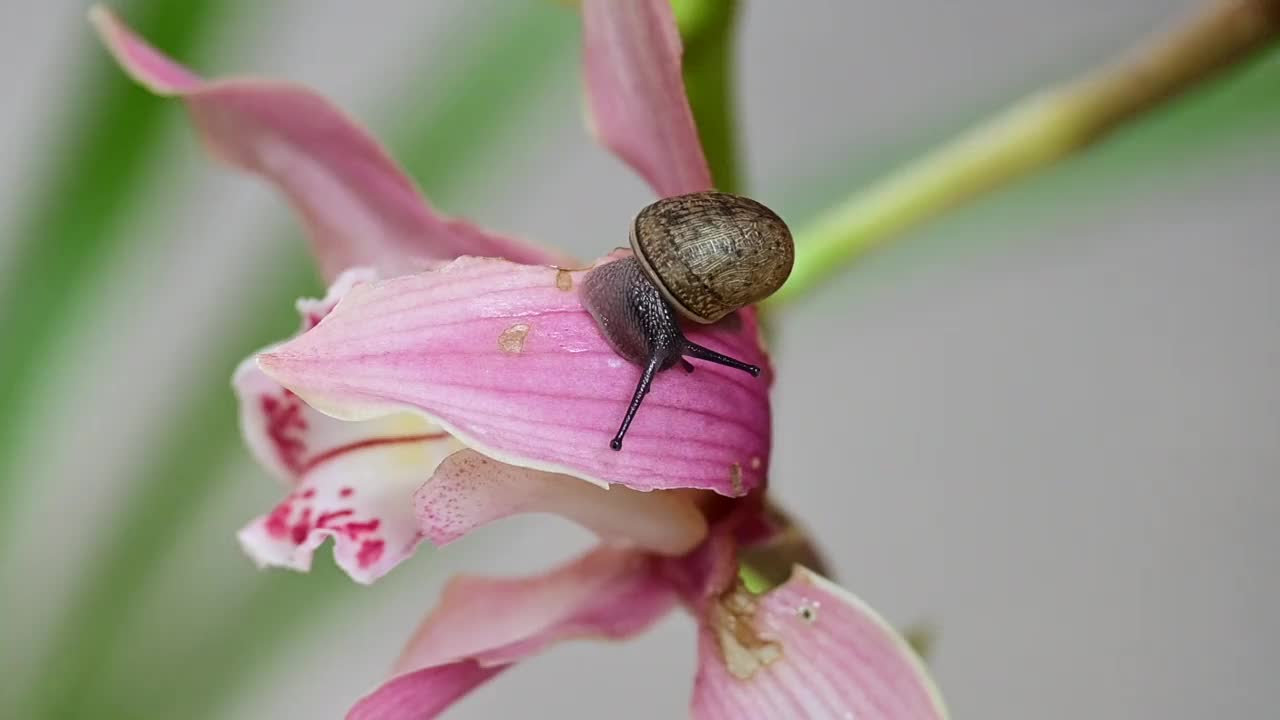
346,662 -> 506,720
396,546 -> 673,671
90,5 -> 564,280
349,546 -> 675,718
416,448 -> 708,555
692,568 -> 949,720
257,256 -> 772,496
88,5 -> 199,93
582,0 -> 713,196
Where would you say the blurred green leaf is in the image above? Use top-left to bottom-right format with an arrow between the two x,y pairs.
22,3 -> 578,719
0,0 -> 236,551
0,1 -> 238,715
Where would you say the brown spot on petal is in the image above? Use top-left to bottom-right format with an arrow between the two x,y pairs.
555,268 -> 573,291
729,462 -> 744,496
709,581 -> 782,680
498,323 -> 531,354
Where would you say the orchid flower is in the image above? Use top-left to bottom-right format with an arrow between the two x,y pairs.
93,1 -> 947,717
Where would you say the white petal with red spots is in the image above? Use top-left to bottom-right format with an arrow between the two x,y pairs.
235,269 -> 387,482
238,422 -> 462,584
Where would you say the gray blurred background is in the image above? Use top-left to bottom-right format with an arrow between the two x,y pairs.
1,0 -> 1276,718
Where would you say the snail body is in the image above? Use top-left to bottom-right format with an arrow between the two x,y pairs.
581,191 -> 794,450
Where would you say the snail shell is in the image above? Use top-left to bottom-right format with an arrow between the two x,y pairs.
629,191 -> 794,324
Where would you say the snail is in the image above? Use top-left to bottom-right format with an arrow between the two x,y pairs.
581,190 -> 794,451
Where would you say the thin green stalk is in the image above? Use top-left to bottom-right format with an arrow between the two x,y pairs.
22,4 -> 578,719
759,53 -> 1280,303
676,0 -> 743,193
768,0 -> 1280,307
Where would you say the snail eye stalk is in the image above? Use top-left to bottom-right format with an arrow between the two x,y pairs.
681,341 -> 761,377
609,343 -> 760,452
610,355 -> 662,451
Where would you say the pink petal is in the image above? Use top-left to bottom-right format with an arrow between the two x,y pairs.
234,270 -> 464,583
692,568 -> 950,720
582,0 -> 713,196
416,448 -> 708,555
89,5 -> 564,281
257,255 -> 772,496
346,663 -> 506,720
349,546 -> 675,719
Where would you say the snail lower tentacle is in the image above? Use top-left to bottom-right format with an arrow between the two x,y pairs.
580,256 -> 760,451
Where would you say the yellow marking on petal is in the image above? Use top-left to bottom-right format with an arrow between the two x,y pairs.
709,581 -> 782,680
498,323 -> 532,354
555,268 -> 574,291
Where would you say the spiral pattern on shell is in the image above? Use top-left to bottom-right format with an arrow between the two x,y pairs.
629,191 -> 794,324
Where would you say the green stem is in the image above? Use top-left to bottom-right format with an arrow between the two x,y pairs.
676,0 -> 743,193
767,0 -> 1280,307
737,563 -> 771,593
